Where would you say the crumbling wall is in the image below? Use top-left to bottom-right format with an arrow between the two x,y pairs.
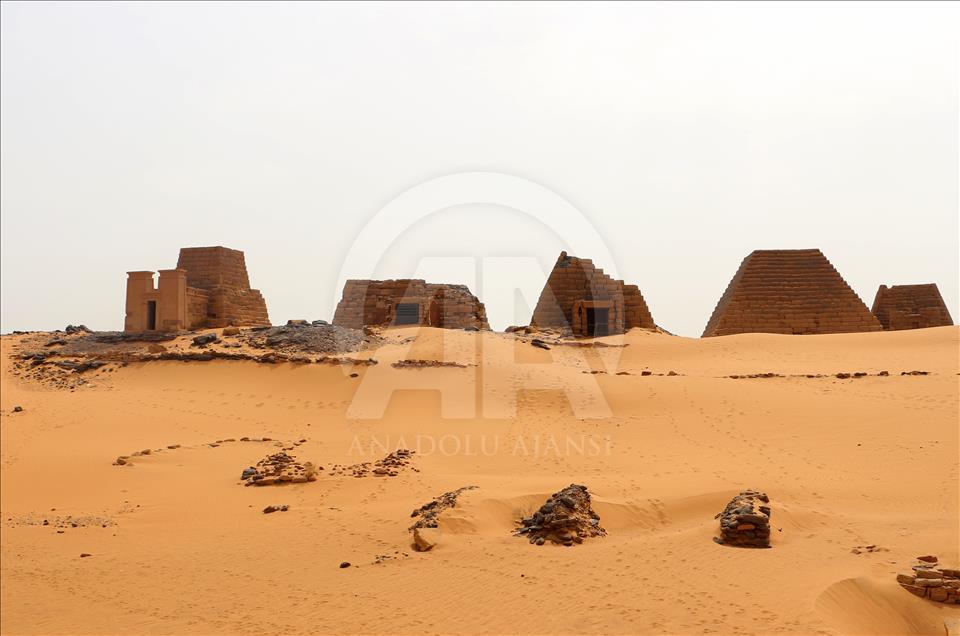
702,249 -> 881,337
871,284 -> 953,331
332,279 -> 488,330
530,252 -> 656,335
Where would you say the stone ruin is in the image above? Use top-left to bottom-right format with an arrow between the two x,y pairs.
241,451 -> 318,486
702,249 -> 881,337
125,246 -> 270,332
332,279 -> 489,330
713,490 -> 772,548
871,284 -> 954,331
897,556 -> 960,604
515,484 -> 606,546
530,252 -> 656,337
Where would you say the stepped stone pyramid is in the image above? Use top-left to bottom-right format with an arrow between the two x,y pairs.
702,249 -> 881,337
871,284 -> 953,330
530,252 -> 655,336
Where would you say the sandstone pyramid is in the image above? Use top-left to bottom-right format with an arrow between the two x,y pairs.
530,252 -> 655,336
702,249 -> 881,337
871,284 -> 953,330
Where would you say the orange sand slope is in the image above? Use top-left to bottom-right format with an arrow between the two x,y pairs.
1,326 -> 958,635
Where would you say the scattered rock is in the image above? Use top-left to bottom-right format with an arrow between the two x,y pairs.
79,553 -> 92,558
262,504 -> 289,514
339,561 -> 351,568
147,343 -> 167,354
332,449 -> 416,479
286,319 -> 310,326
530,339 -> 551,350
65,325 -> 92,334
222,327 -> 241,336
242,451 -> 318,486
515,484 -> 606,547
897,557 -> 960,604
410,486 -> 478,530
713,490 -> 771,548
191,334 -> 220,347
392,359 -> 468,369
12,406 -> 23,413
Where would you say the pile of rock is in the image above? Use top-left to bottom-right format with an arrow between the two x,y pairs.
713,490 -> 772,548
897,556 -> 960,604
515,484 -> 606,546
241,451 -> 318,486
329,449 -> 416,478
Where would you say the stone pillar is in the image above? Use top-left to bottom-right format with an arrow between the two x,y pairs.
157,269 -> 188,331
125,271 -> 156,332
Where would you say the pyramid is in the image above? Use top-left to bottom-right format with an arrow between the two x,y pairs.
530,252 -> 655,336
871,284 -> 953,330
702,249 -> 881,337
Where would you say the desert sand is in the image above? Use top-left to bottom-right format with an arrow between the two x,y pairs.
1,325 -> 958,635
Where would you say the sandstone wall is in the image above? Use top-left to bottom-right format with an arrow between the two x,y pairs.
333,279 -> 488,330
871,284 -> 953,331
185,287 -> 211,330
530,252 -> 656,336
702,249 -> 881,337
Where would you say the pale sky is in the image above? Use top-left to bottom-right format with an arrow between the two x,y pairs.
1,1 -> 957,336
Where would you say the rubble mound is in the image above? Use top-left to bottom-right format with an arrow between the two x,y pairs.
241,451 -> 318,486
241,323 -> 377,354
515,484 -> 606,546
409,486 -> 479,530
714,490 -> 771,548
897,556 -> 960,604
329,449 -> 417,478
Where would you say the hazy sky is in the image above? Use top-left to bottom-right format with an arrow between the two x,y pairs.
2,1 -> 957,336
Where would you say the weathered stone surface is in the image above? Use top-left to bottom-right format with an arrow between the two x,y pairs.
333,279 -> 488,330
530,252 -> 656,337
702,249 -> 881,337
897,557 -> 960,604
871,283 -> 954,331
714,490 -> 771,548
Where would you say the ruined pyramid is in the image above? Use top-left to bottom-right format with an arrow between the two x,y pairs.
530,252 -> 655,336
702,249 -> 881,337
871,283 -> 954,330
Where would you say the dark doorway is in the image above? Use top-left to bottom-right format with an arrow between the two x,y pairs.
146,301 -> 157,331
586,307 -> 609,337
394,303 -> 420,325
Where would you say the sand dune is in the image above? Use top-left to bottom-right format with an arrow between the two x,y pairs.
1,326 -> 958,634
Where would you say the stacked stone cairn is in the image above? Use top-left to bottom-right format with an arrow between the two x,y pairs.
714,490 -> 772,548
516,484 -> 606,547
241,451 -> 318,486
897,556 -> 960,604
